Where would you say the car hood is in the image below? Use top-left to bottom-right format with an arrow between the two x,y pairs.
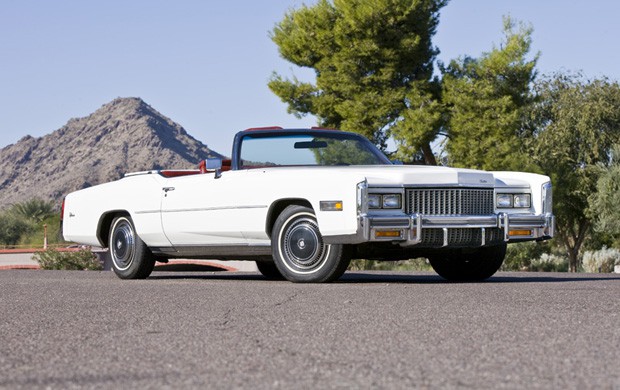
256,165 -> 500,187
358,165 -> 495,187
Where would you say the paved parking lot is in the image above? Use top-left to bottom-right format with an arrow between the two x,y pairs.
0,270 -> 618,389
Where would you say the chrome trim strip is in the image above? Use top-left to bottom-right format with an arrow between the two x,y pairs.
421,215 -> 499,228
542,182 -> 553,214
547,214 -> 555,237
136,205 -> 268,214
135,209 -> 160,214
357,180 -> 369,215
151,244 -> 271,259
368,184 -> 502,189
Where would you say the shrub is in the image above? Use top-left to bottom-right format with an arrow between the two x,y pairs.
18,214 -> 63,248
502,241 -> 551,271
349,258 -> 432,272
529,253 -> 569,272
0,212 -> 35,246
582,247 -> 620,273
34,248 -> 103,270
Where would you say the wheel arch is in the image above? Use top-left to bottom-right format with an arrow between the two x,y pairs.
97,210 -> 131,248
266,199 -> 313,239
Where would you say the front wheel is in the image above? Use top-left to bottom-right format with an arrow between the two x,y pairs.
428,244 -> 507,281
271,205 -> 350,283
109,215 -> 155,279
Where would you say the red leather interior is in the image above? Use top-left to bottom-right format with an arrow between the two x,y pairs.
160,170 -> 201,178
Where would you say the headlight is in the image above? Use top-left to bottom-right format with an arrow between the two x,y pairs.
368,193 -> 402,210
496,194 -> 513,208
382,194 -> 402,209
513,194 -> 531,208
368,194 -> 382,209
496,193 -> 531,209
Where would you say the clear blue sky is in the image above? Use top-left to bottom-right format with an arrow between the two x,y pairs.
2,1 -> 619,156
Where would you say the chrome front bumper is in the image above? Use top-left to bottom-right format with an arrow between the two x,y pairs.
325,212 -> 555,247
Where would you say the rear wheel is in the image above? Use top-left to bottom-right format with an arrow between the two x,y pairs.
109,215 -> 155,279
271,205 -> 350,283
428,244 -> 506,281
256,261 -> 285,280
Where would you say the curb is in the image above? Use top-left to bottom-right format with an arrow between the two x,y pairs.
0,265 -> 40,270
0,260 -> 238,272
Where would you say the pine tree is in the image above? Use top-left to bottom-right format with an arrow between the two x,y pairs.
269,0 -> 447,163
442,17 -> 538,171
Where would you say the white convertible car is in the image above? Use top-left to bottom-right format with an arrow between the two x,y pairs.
62,127 -> 554,282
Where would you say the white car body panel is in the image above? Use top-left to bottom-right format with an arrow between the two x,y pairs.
159,168 -> 365,246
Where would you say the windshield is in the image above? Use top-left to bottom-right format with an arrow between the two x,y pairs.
239,132 -> 390,168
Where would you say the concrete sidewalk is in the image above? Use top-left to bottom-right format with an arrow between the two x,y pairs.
0,250 -> 258,272
0,252 -> 39,269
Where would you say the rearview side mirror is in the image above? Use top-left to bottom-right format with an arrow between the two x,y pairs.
199,158 -> 223,179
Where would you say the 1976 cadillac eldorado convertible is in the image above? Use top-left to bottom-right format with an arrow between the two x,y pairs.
62,127 -> 554,282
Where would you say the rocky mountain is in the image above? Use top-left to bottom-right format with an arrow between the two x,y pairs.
0,97 -> 224,208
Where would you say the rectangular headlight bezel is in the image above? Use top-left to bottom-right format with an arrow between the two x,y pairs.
368,194 -> 382,209
382,194 -> 402,209
496,192 -> 532,209
513,194 -> 531,208
496,194 -> 513,208
367,192 -> 403,210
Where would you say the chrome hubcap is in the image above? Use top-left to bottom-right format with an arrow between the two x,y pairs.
111,219 -> 135,271
283,217 -> 325,270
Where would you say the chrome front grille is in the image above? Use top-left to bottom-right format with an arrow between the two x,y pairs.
420,228 -> 504,248
406,188 -> 494,216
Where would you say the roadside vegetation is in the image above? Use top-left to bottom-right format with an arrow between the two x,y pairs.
0,199 -> 62,248
349,258 -> 433,272
0,198 -> 103,270
33,248 -> 102,271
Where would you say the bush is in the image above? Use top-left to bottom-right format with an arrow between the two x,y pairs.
18,214 -> 63,248
0,212 -> 35,246
0,199 -> 63,248
529,253 -> 569,272
582,247 -> 620,273
34,248 -> 103,270
349,258 -> 432,271
502,241 -> 551,271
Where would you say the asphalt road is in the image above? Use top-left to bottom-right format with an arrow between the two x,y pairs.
0,270 -> 618,389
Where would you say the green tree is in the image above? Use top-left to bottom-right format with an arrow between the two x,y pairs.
527,74 -> 620,271
0,199 -> 58,247
391,79 -> 443,164
442,17 -> 538,171
269,0 -> 447,164
0,212 -> 35,246
313,138 -> 381,165
590,145 -> 620,241
9,198 -> 56,223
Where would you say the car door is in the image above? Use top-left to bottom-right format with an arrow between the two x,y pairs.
160,170 -> 268,246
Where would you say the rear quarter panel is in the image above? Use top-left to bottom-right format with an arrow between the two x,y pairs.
63,174 -> 166,247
